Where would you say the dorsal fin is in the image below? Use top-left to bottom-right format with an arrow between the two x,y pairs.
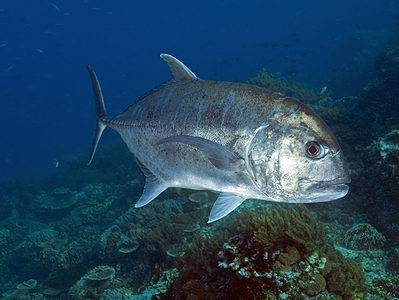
160,53 -> 198,81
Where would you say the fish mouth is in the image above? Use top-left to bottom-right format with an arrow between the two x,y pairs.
310,175 -> 351,189
299,175 -> 351,202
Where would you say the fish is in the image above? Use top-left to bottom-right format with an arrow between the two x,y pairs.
52,159 -> 60,168
86,54 -> 350,223
4,64 -> 14,72
49,3 -> 60,12
320,86 -> 328,96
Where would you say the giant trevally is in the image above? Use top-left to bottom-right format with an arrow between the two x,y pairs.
87,54 -> 350,223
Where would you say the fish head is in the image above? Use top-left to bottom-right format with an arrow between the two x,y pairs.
247,101 -> 350,203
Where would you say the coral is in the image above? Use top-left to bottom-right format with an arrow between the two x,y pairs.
1,279 -> 40,299
175,280 -> 207,300
356,44 -> 399,139
0,228 -> 10,248
68,265 -> 116,299
32,187 -> 85,213
0,194 -> 16,220
138,222 -> 182,261
99,268 -> 180,299
368,129 -> 399,177
164,206 -> 367,300
188,191 -> 211,205
247,69 -> 324,104
41,287 -> 61,297
77,183 -> 119,225
182,223 -> 200,233
370,129 -> 399,160
335,245 -> 389,288
325,250 -> 366,299
389,247 -> 399,274
85,265 -> 116,281
97,225 -> 124,258
368,275 -> 399,299
7,227 -> 88,290
343,223 -> 386,250
16,279 -> 37,290
118,241 -> 139,254
166,243 -> 187,258
248,206 -> 325,253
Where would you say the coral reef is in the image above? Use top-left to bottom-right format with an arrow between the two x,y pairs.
247,69 -> 324,104
389,247 -> 399,274
369,275 -> 399,299
68,265 -> 116,299
368,129 -> 399,176
354,43 -> 399,142
1,278 -> 62,299
164,206 -> 367,300
343,223 -> 386,250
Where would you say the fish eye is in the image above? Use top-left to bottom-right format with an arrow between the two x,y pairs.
305,141 -> 325,159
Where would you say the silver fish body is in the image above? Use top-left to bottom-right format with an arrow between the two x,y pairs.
87,54 -> 350,222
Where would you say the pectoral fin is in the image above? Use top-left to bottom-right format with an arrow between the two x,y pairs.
134,158 -> 168,208
208,193 -> 246,223
156,135 -> 243,171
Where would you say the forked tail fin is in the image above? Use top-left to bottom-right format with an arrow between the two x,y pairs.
87,66 -> 108,165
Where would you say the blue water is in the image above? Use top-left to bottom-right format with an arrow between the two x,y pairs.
1,0 -> 398,181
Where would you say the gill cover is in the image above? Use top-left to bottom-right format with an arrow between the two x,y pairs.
244,121 -> 289,200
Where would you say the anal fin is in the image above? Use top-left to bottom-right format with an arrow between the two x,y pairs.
208,193 -> 246,223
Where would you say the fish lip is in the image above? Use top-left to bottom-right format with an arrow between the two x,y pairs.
300,175 -> 351,194
326,175 -> 351,186
305,175 -> 351,187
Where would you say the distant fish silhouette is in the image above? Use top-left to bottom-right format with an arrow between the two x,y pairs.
49,3 -> 60,12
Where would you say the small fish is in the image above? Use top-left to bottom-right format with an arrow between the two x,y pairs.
35,48 -> 44,54
320,86 -> 328,96
0,43 -> 6,48
86,54 -> 350,223
52,159 -> 60,168
44,31 -> 57,36
4,64 -> 14,72
50,3 -> 60,12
